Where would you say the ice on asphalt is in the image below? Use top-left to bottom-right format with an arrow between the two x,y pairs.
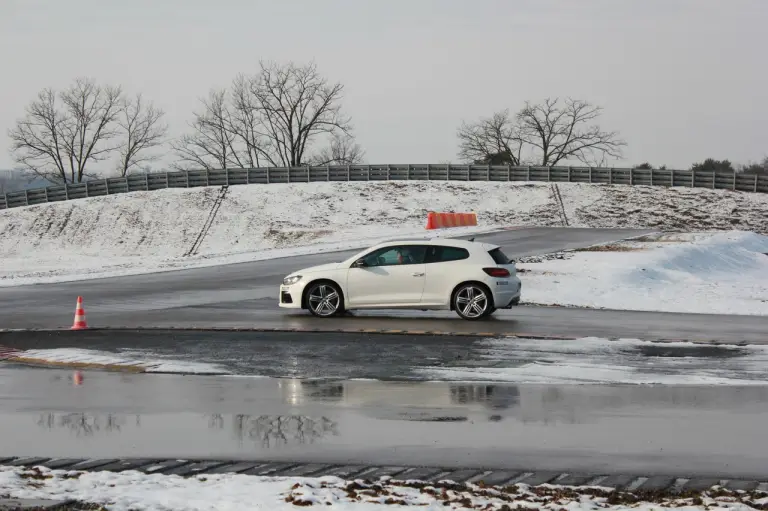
2,464 -> 766,511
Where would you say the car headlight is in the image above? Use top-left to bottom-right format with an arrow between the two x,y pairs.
283,275 -> 302,286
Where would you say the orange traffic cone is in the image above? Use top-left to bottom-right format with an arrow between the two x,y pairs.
71,296 -> 88,330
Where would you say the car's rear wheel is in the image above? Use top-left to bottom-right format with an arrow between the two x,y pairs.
453,283 -> 492,320
306,282 -> 344,318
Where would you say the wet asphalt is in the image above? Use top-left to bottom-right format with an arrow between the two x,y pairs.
1,330 -> 766,383
1,367 -> 768,479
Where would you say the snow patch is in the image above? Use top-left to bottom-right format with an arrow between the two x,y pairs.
519,230 -> 768,315
0,464 -> 765,511
10,348 -> 228,374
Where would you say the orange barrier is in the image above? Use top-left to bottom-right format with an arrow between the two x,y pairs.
426,211 -> 478,230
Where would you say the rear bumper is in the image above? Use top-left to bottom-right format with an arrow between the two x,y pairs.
491,278 -> 522,309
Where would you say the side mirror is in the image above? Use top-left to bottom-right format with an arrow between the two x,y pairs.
352,258 -> 367,268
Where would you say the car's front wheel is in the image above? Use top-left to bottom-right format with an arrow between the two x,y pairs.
453,283 -> 492,320
306,281 -> 344,318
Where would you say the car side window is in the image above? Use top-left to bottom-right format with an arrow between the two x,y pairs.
425,245 -> 470,264
361,245 -> 427,266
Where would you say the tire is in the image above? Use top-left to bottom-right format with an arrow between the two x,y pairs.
453,283 -> 492,320
305,281 -> 344,318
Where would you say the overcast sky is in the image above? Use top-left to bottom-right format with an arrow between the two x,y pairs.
1,0 -> 765,173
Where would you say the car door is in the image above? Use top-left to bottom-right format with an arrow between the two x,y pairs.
420,245 -> 471,305
346,245 -> 428,306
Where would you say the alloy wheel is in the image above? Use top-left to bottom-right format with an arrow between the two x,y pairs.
307,283 -> 341,317
455,285 -> 489,319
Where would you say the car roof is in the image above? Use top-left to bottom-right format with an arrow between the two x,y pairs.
370,237 -> 498,250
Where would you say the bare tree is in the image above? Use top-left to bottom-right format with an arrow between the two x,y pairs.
516,98 -> 626,166
248,61 -> 353,167
456,110 -> 523,165
171,89 -> 241,170
116,93 -> 168,176
9,78 -> 123,183
308,133 -> 365,165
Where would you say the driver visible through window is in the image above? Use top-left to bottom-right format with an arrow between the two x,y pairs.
362,245 -> 427,266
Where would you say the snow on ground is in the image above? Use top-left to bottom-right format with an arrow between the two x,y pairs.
10,336 -> 768,385
0,181 -> 767,287
7,348 -> 229,375
1,465 -> 767,511
519,230 -> 768,315
418,337 -> 768,385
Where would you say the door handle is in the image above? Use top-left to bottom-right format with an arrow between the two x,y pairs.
412,272 -> 425,277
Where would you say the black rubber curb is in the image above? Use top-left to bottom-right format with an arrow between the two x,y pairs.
2,456 -> 767,492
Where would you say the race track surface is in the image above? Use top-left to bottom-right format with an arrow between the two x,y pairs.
0,226 -> 765,343
1,367 -> 767,479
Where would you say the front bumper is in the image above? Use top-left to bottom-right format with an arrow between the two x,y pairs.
279,284 -> 303,309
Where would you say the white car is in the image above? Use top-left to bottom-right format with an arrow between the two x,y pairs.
279,238 -> 522,320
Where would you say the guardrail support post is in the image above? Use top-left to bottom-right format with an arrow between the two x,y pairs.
506,164 -> 511,181
650,169 -> 654,186
733,169 -> 736,191
691,171 -> 695,188
712,171 -> 715,189
386,164 -> 391,180
567,166 -> 572,182
146,173 -> 150,190
25,190 -> 29,206
265,168 -> 270,184
609,168 -> 613,184
408,164 -> 412,180
85,182 -> 89,198
487,164 -> 491,181
65,184 -> 69,200
547,166 -> 551,182
187,170 -> 191,187
630,168 -> 633,185
288,167 -> 291,183
588,167 -> 592,183
671,169 -> 675,187
527,166 -> 531,181
346,165 -> 350,181
105,178 -> 109,195
44,187 -> 49,202
366,165 -> 371,181
326,165 -> 330,181
755,174 -> 759,192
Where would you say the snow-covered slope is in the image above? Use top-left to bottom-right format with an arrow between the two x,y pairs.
520,231 -> 768,315
0,181 -> 766,286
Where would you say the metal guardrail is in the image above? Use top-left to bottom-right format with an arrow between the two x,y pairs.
1,164 -> 766,210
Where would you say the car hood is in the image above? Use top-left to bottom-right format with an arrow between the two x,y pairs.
293,262 -> 344,275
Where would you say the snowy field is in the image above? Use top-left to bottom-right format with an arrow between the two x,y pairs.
519,230 -> 768,315
1,181 -> 767,288
7,336 -> 768,384
1,465 -> 766,511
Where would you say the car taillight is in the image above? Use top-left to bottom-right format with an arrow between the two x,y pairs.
483,267 -> 510,277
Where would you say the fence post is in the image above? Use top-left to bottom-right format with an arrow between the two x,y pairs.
165,172 -> 170,189
44,187 -> 49,202
265,168 -> 270,184
671,169 -> 675,187
527,166 -> 531,181
124,176 -> 129,192
367,165 -> 371,181
65,184 -> 69,200
146,173 -> 150,190
287,167 -> 291,183
446,163 -> 450,181
588,167 -> 592,183
547,166 -> 551,182
712,171 -> 715,189
326,165 -> 330,182
691,171 -> 695,188
732,170 -> 736,191
408,164 -> 412,180
307,164 -> 311,182
507,164 -> 511,181
85,182 -> 90,198
386,164 -> 391,180
25,190 -> 29,206
609,168 -> 613,185
187,170 -> 191,187
105,178 -> 110,195
755,174 -> 759,193
630,168 -> 633,185
487,164 -> 491,181
650,169 -> 654,187
346,165 -> 350,181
